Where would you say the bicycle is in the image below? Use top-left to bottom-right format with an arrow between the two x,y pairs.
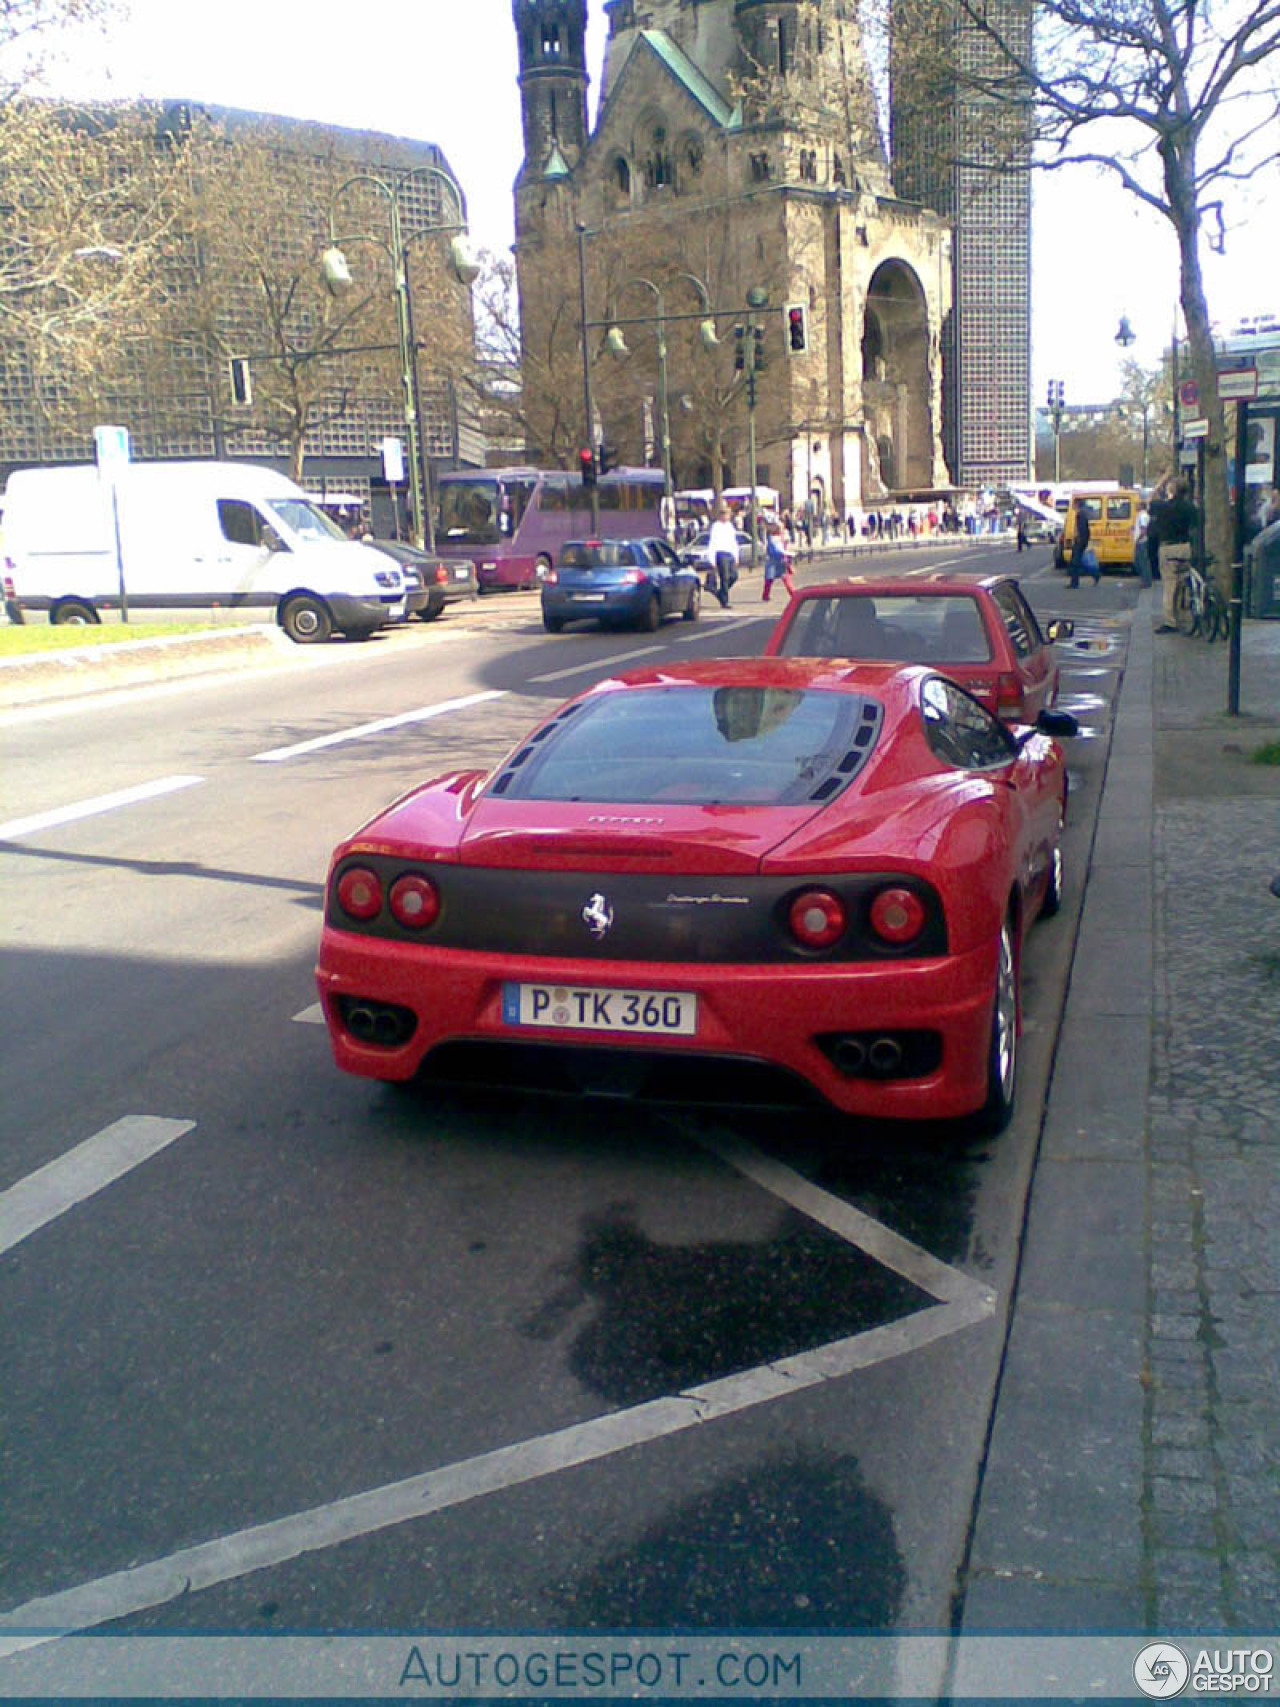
1173,551 -> 1229,642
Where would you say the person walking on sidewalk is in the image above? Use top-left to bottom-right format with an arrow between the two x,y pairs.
1152,478 -> 1198,631
1068,503 -> 1099,588
762,520 -> 795,602
707,503 -> 740,610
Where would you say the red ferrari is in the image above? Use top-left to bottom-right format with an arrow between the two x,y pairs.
316,659 -> 1076,1130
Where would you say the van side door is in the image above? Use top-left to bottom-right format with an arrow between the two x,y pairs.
211,499 -> 284,604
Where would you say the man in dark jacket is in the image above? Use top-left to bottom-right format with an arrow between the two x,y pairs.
1069,502 -> 1098,588
1152,479 -> 1197,630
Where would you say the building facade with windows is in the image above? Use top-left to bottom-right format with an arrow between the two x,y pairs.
0,104 -> 481,534
890,0 -> 1034,489
512,0 -> 954,517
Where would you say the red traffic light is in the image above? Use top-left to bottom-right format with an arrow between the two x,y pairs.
578,448 -> 597,488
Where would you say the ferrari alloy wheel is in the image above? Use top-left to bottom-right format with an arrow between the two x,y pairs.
1041,837 -> 1064,918
980,918 -> 1019,1133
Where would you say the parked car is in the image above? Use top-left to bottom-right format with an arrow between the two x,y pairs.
678,526 -> 754,568
541,537 -> 701,632
363,539 -> 478,621
1055,490 -> 1141,572
765,575 -> 1073,724
316,657 -> 1077,1130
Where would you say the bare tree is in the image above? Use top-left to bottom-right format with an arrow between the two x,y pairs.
892,0 -> 1280,580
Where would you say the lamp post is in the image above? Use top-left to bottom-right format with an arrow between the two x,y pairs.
575,223 -> 601,535
1047,379 -> 1065,482
601,271 -> 719,537
742,286 -> 769,567
323,165 -> 478,551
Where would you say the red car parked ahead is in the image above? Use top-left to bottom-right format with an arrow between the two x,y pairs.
764,575 -> 1073,723
317,658 -> 1076,1131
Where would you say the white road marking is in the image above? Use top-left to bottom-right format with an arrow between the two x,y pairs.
292,1003 -> 325,1025
0,1117 -> 196,1257
0,1121 -> 992,1644
672,616 -> 760,644
0,776 -> 205,843
528,645 -> 667,685
250,691 -> 507,763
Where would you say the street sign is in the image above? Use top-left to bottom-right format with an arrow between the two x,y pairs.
1183,417 -> 1210,440
1178,380 -> 1200,409
1218,368 -> 1259,400
93,424 -> 131,472
380,436 -> 405,484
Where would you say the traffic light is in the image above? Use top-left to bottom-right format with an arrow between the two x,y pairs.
752,325 -> 765,371
786,303 -> 808,354
598,441 -> 616,476
578,447 -> 597,488
733,325 -> 746,371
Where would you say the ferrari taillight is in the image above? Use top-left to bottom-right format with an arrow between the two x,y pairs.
389,873 -> 440,930
337,866 -> 383,921
788,889 -> 847,949
995,671 -> 1024,719
869,886 -> 926,946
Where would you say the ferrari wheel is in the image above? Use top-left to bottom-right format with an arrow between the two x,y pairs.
1040,839 -> 1064,918
979,917 -> 1019,1133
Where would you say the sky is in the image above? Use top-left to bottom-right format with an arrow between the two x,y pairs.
38,0 -> 1279,411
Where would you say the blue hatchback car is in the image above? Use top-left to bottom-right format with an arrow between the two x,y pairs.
541,537 -> 702,633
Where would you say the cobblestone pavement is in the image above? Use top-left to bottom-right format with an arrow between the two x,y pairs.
966,594 -> 1280,1634
1147,617 -> 1280,1629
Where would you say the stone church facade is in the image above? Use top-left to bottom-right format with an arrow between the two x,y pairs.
511,0 -> 952,515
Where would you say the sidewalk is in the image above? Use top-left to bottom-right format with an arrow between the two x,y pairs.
964,595 -> 1280,1632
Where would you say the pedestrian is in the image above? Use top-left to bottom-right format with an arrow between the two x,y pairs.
1015,511 -> 1028,552
1151,478 -> 1198,631
707,502 -> 740,609
1134,503 -> 1152,588
1068,502 -> 1099,589
762,520 -> 794,602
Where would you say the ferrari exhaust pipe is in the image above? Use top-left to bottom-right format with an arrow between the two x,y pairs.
832,1037 -> 867,1074
346,1005 -> 378,1042
868,1037 -> 903,1075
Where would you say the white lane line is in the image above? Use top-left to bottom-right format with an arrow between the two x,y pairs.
292,1003 -> 325,1025
694,1128 -> 995,1310
0,1117 -> 196,1258
250,691 -> 507,763
0,1109 -> 994,1645
0,1299 -> 985,1649
0,776 -> 205,843
672,616 -> 760,644
528,645 -> 667,685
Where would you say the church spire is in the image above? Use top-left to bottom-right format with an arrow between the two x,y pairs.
512,0 -> 589,178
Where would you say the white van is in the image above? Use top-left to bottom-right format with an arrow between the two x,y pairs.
1,461 -> 406,643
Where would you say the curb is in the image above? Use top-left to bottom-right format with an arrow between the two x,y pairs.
0,624 -> 290,709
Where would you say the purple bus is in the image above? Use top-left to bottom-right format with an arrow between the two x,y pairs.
435,466 -> 666,591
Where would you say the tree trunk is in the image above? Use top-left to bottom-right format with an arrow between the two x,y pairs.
1162,137 -> 1231,591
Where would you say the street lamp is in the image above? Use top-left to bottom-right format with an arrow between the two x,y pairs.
1047,379 -> 1065,482
323,165 -> 478,551
599,269 -> 719,536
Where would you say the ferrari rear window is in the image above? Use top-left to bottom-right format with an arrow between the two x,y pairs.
493,685 -> 882,805
777,593 -> 993,664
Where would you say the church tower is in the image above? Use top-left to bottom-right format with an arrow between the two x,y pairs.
512,0 -> 590,179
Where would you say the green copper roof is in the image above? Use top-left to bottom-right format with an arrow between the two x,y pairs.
541,140 -> 571,179
635,30 -> 740,129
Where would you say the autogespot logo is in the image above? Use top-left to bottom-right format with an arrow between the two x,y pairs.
1135,1644 -> 1191,1698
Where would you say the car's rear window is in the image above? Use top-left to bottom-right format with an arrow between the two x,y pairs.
491,685 -> 882,805
776,594 -> 993,664
559,541 -> 633,568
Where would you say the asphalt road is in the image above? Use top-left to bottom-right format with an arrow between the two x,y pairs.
0,544 -> 1135,1670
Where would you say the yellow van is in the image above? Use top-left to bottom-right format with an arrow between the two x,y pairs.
1055,491 -> 1141,572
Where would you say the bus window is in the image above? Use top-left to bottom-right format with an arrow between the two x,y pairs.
439,478 -> 502,545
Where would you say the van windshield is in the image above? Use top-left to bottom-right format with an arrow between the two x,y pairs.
266,499 -> 348,543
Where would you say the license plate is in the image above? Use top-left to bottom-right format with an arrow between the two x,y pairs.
502,983 -> 697,1035
454,567 -> 470,580
571,593 -> 607,602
